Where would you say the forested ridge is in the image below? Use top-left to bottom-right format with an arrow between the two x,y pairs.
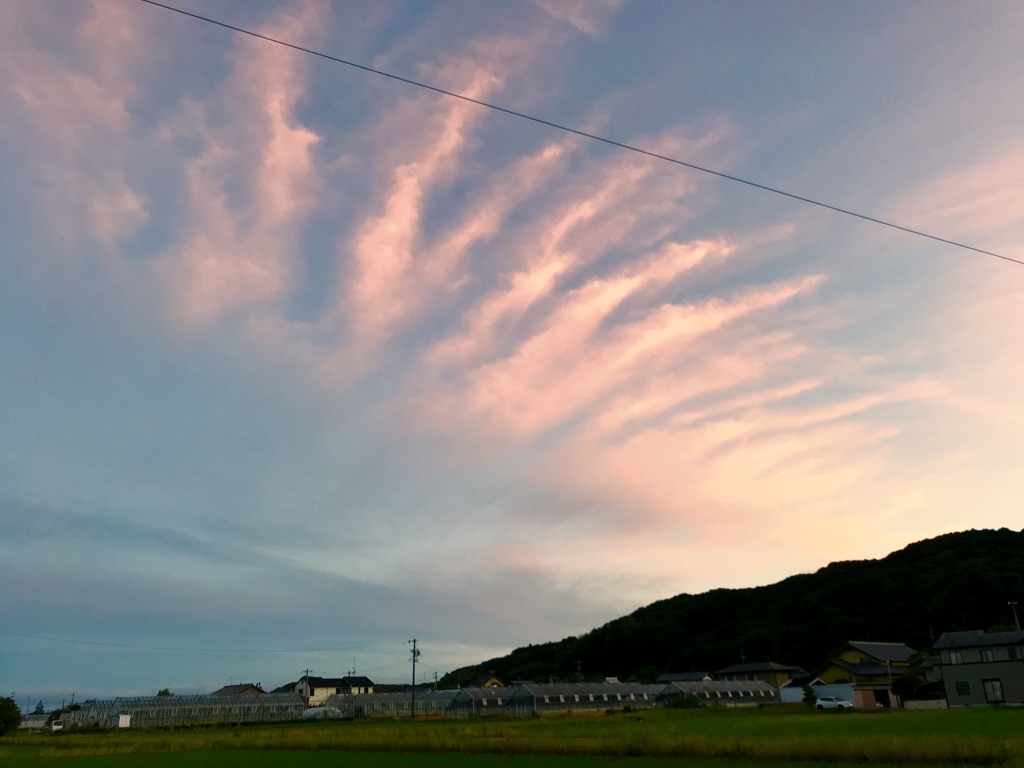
439,528 -> 1024,687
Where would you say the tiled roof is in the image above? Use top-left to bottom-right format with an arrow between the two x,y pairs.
343,676 -> 374,687
302,675 -> 374,688
934,629 -> 1024,650
846,641 -> 916,662
211,683 -> 264,696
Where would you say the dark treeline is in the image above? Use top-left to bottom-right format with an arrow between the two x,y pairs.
439,528 -> 1024,688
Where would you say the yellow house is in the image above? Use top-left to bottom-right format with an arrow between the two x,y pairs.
813,641 -> 916,708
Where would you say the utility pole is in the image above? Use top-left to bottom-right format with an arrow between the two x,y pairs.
408,639 -> 420,717
1010,601 -> 1021,631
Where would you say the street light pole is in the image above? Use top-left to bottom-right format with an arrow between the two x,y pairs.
1010,601 -> 1020,631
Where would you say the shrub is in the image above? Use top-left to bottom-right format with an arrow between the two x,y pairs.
0,697 -> 22,735
802,685 -> 816,707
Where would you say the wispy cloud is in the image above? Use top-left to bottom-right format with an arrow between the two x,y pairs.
159,1 -> 325,323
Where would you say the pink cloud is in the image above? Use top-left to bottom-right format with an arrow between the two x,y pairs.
346,68 -> 501,347
425,141 -> 707,370
163,1 -> 325,323
898,141 -> 1024,237
533,0 -> 622,37
464,274 -> 821,435
1,0 -> 149,250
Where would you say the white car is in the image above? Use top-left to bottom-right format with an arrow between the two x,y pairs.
815,696 -> 853,710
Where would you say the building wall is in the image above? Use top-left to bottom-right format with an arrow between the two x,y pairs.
941,659 -> 1024,706
817,662 -> 890,686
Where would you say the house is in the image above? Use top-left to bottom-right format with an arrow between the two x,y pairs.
469,674 -> 506,688
295,675 -> 375,706
934,629 -> 1024,706
812,641 -> 916,708
211,683 -> 264,696
715,661 -> 805,689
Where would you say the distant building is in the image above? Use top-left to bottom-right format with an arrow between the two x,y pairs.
295,675 -> 375,706
658,679 -> 777,706
935,629 -> 1024,706
211,683 -> 264,696
469,674 -> 505,688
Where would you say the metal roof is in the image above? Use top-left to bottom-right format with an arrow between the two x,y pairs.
452,686 -> 516,701
934,629 -> 1024,649
662,680 -> 775,694
657,672 -> 712,683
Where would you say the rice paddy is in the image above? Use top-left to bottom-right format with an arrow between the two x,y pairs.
2,705 -> 1021,767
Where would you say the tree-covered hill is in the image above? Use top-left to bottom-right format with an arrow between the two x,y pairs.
439,528 -> 1024,687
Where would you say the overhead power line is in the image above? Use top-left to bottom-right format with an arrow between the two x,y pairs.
1,631 -> 401,654
137,0 -> 1021,267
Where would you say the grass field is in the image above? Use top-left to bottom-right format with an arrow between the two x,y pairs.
2,706 -> 1022,767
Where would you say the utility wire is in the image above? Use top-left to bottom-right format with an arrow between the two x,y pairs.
136,0 -> 1020,267
0,631 -> 402,654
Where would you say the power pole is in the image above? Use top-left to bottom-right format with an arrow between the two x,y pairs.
408,639 -> 420,717
1010,601 -> 1021,631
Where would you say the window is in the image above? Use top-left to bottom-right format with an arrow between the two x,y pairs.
588,694 -> 594,702
558,695 -> 564,703
983,680 -> 1004,704
949,651 -> 964,664
309,687 -> 315,695
602,694 -> 608,702
955,681 -> 971,696
981,649 -> 994,663
543,696 -> 550,704
497,698 -> 502,705
481,699 -> 488,707
642,693 -> 648,700
574,695 -> 579,702
616,694 -> 622,701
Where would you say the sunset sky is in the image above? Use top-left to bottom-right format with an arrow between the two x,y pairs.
2,0 -> 1023,703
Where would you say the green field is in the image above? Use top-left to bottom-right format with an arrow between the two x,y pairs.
2,706 -> 1022,767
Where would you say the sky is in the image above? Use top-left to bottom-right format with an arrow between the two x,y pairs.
2,0 -> 1023,706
